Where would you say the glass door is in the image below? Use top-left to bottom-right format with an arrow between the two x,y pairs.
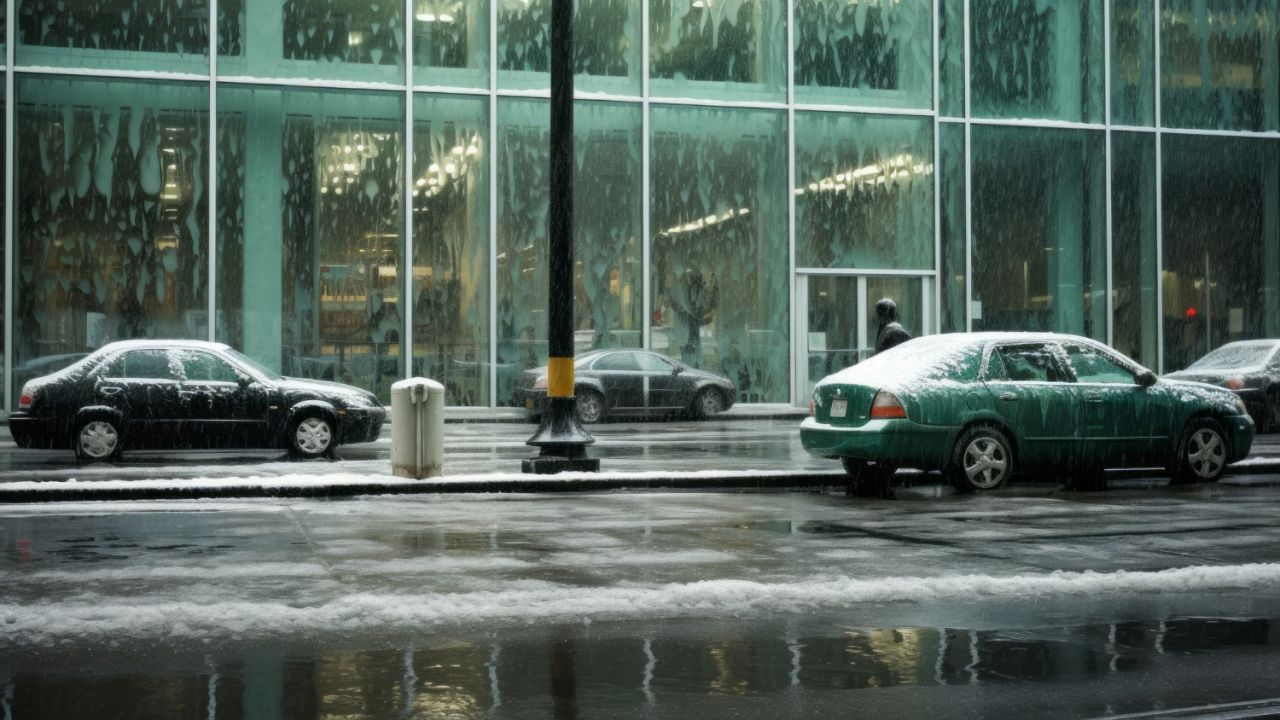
797,274 -> 932,401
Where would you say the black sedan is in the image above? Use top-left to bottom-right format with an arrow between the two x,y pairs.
9,340 -> 386,461
1166,339 -> 1280,432
513,349 -> 736,422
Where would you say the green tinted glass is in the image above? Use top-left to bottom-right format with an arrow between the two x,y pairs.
414,0 -> 490,89
650,105 -> 789,402
938,0 -> 964,117
498,0 -> 641,94
939,122 -> 966,333
1110,0 -> 1154,126
970,0 -> 1104,123
1111,132 -> 1158,368
650,0 -> 787,102
793,0 -> 932,109
18,0 -> 208,72
795,112 -> 933,270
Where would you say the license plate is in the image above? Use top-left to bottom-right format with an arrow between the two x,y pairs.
525,399 -> 534,410
830,398 -> 848,418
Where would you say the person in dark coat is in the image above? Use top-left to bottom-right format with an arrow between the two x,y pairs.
874,298 -> 913,354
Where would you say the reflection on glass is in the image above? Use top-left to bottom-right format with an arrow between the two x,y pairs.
649,0 -> 787,102
970,0 -> 1104,123
1112,132 -> 1157,368
218,0 -> 404,83
412,94 -> 490,406
498,0 -> 641,94
1160,0 -> 1279,132
867,277 -> 924,347
414,0 -> 490,89
17,0 -> 209,72
15,78 -> 209,389
971,126 -> 1106,339
1162,135 -> 1279,371
938,0 -> 964,117
939,123 -> 966,333
496,99 -> 643,406
793,0 -> 932,109
651,105 -> 788,402
217,86 -> 404,402
1111,0 -> 1154,126
795,112 -> 933,270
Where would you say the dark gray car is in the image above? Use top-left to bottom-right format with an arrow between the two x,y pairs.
1165,339 -> 1280,433
513,350 -> 736,422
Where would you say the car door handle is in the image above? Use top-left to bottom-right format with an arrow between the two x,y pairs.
999,393 -> 1018,402
1085,394 -> 1104,403
97,385 -> 123,396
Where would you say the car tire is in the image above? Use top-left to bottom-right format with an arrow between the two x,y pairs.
841,457 -> 895,498
1169,417 -> 1229,485
576,391 -> 605,424
75,416 -> 123,463
1265,387 -> 1280,434
289,412 -> 336,460
947,425 -> 1014,493
692,388 -> 726,420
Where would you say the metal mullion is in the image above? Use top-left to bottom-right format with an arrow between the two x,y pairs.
1154,0 -> 1164,373
4,0 -> 14,411
932,0 -> 941,334
645,96 -> 788,112
404,0 -> 414,381
796,268 -> 938,278
208,0 -> 217,342
963,0 -> 972,332
792,102 -> 935,117
641,0 -> 651,353
1104,0 -> 1113,347
488,0 -> 499,406
1160,126 -> 1280,140
11,65 -> 209,82
966,116 -> 1106,131
214,74 -> 406,93
786,0 -> 796,404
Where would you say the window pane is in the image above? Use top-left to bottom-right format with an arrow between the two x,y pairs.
412,94 -> 490,406
795,112 -> 933,270
1111,131 -> 1158,368
649,0 -> 787,102
970,0 -> 1104,123
1065,344 -> 1135,383
180,351 -> 241,382
993,344 -> 1068,382
217,86 -> 405,403
1111,0 -> 1154,126
651,105 -> 788,402
18,0 -> 209,72
1160,0 -> 1279,132
971,126 -> 1106,338
122,350 -> 181,380
15,78 -> 209,393
1162,135 -> 1280,371
938,0 -> 964,117
218,0 -> 405,84
793,0 -> 932,110
496,99 -> 643,406
498,0 -> 641,94
414,0 -> 490,89
939,122 -> 966,333
594,352 -> 640,371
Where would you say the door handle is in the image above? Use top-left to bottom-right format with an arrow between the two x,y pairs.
999,393 -> 1018,402
97,385 -> 122,396
1085,394 -> 1104,403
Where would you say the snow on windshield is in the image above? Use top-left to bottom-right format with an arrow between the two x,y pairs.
1188,342 -> 1277,370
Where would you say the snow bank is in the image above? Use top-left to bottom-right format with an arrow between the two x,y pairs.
4,563 -> 1279,644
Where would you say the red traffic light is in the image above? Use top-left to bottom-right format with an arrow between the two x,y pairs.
1185,307 -> 1198,318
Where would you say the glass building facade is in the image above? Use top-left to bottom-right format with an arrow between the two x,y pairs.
4,0 -> 1278,408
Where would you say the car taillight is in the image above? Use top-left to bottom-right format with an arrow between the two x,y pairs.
1225,377 -> 1244,390
869,390 -> 906,419
18,387 -> 33,409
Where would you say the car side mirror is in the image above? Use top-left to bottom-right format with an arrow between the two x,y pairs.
1137,370 -> 1157,387
672,366 -> 683,376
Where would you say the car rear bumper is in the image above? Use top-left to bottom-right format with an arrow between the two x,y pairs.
800,416 -> 953,469
8,414 -> 62,449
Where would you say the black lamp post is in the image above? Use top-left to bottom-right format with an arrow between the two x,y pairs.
523,0 -> 599,474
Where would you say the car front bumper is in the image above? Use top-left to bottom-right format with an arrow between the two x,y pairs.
1225,413 -> 1254,462
800,416 -> 954,469
340,407 -> 386,443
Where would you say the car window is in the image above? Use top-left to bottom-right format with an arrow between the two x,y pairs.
103,350 -> 182,380
180,351 -> 243,383
636,353 -> 676,372
592,352 -> 641,372
986,344 -> 1069,383
1064,344 -> 1136,384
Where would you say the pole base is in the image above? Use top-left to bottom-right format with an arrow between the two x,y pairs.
524,397 -> 599,474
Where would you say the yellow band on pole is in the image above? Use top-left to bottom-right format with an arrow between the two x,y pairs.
547,356 -> 575,398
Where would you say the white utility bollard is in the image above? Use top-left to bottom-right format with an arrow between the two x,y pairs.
390,377 -> 445,479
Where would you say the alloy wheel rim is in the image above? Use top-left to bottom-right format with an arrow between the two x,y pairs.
1187,428 -> 1225,478
579,396 -> 602,422
79,421 -> 118,459
963,437 -> 1008,489
296,417 -> 332,454
700,391 -> 722,416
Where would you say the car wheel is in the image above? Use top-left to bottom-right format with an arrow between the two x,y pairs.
841,457 -> 895,498
290,413 -> 335,459
693,388 -> 726,419
75,417 -> 122,462
576,391 -> 605,424
1266,387 -> 1280,434
1170,417 -> 1229,484
947,426 -> 1013,493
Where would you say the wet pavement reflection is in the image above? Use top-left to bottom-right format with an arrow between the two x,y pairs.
6,615 -> 1280,719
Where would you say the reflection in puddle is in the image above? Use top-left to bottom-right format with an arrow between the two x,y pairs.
4,617 -> 1277,718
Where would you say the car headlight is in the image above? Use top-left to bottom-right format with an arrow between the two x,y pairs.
533,375 -> 547,390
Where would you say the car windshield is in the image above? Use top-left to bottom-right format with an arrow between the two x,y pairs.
224,348 -> 283,381
1187,343 -> 1277,370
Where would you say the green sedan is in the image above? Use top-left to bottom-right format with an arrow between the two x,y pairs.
800,333 -> 1254,495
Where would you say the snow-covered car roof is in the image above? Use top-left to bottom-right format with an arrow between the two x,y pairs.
94,339 -> 233,354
